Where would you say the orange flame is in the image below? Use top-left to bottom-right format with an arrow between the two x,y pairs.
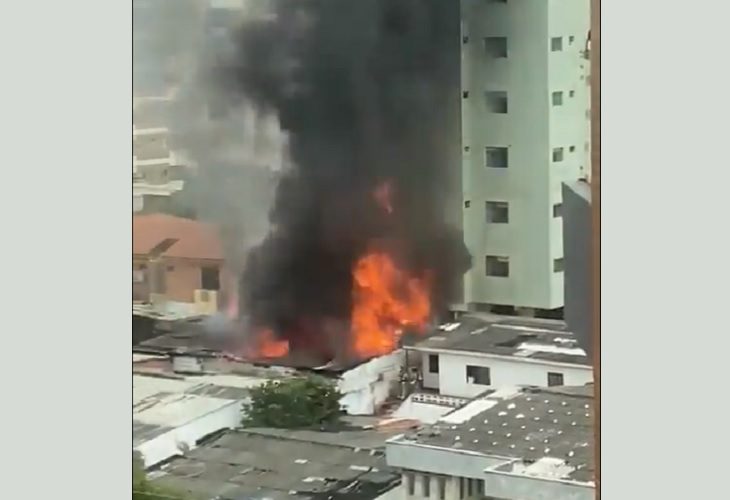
373,181 -> 394,214
249,328 -> 290,359
350,251 -> 431,358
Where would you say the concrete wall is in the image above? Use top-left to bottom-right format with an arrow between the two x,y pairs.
421,351 -> 592,398
562,181 -> 592,358
136,399 -> 242,468
460,0 -> 590,310
132,256 -> 228,305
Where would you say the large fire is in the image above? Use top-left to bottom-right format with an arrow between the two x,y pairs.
239,179 -> 433,363
350,251 -> 431,358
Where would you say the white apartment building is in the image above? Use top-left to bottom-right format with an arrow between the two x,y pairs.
459,0 -> 591,311
386,385 -> 595,500
405,315 -> 593,400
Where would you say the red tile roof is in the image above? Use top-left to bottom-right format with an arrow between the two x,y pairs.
133,214 -> 224,261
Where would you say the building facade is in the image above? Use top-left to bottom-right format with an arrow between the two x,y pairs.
459,0 -> 591,312
404,315 -> 593,401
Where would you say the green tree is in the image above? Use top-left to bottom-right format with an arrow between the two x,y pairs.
244,375 -> 344,429
133,452 -> 190,500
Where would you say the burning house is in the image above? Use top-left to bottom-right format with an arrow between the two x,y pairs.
169,0 -> 469,371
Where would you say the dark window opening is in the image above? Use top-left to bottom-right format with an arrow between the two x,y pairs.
467,479 -> 473,496
486,201 -> 509,223
462,91 -> 470,99
428,354 -> 440,374
548,372 -> 564,387
485,147 -> 509,169
466,365 -> 491,385
465,200 -> 471,208
484,37 -> 507,58
438,477 -> 446,500
201,266 -> 220,290
423,476 -> 431,498
485,91 -> 508,113
407,474 -> 415,496
552,148 -> 564,162
486,256 -> 509,277
459,478 -> 464,499
552,91 -> 563,106
551,37 -> 563,52
553,258 -> 565,272
553,204 -> 563,218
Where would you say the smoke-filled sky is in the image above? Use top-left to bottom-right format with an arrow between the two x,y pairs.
138,0 -> 471,357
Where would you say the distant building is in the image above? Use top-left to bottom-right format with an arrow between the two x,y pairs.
386,385 -> 595,500
133,213 -> 230,311
458,0 -> 591,314
403,315 -> 592,401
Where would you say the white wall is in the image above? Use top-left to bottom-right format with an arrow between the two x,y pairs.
135,400 -> 243,468
423,351 -> 592,399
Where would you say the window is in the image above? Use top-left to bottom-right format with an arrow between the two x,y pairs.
438,477 -> 446,500
552,147 -> 564,162
464,200 -> 471,208
485,201 -> 509,223
459,478 -> 465,499
462,91 -> 470,99
548,372 -> 564,387
485,256 -> 509,277
485,147 -> 508,169
551,37 -> 563,52
569,90 -> 575,98
484,37 -> 507,58
553,203 -> 563,218
423,476 -> 431,498
466,365 -> 491,385
407,474 -> 415,496
464,145 -> 471,152
553,258 -> 565,272
477,480 -> 485,496
462,35 -> 469,44
551,91 -> 563,106
201,266 -> 220,290
485,91 -> 508,113
428,354 -> 440,374
569,145 -> 576,153
569,35 -> 575,44
467,479 -> 473,496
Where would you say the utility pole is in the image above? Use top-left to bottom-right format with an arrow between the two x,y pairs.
590,0 -> 601,498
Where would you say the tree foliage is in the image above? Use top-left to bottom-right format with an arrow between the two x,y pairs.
133,452 -> 190,500
243,375 -> 344,429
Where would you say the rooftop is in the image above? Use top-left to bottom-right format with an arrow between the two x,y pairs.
405,315 -> 589,366
389,385 -> 595,484
133,213 -> 224,261
150,429 -> 402,500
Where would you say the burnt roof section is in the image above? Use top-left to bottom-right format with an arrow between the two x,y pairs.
393,385 -> 594,484
404,315 -> 589,366
151,430 -> 401,500
134,318 -> 371,374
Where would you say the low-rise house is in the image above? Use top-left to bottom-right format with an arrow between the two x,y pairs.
386,385 -> 595,500
133,213 -> 231,312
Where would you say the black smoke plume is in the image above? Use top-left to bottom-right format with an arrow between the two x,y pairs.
213,0 -> 471,360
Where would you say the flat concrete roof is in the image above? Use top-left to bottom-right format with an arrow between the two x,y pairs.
388,385 -> 594,484
405,315 -> 590,366
151,429 -> 402,500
